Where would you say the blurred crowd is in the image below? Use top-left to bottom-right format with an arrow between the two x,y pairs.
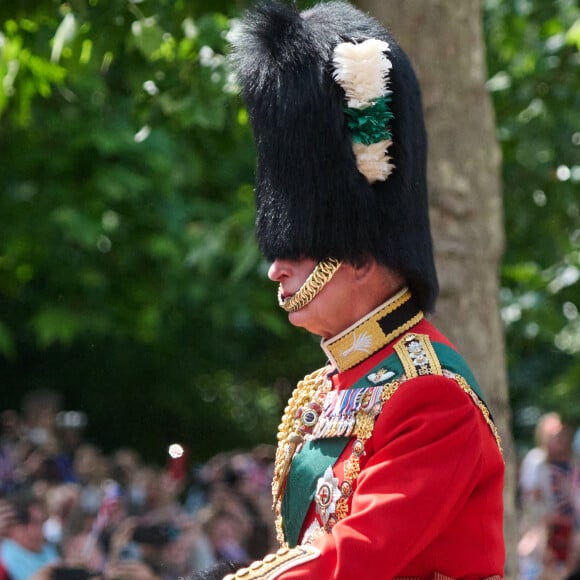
0,390 -> 277,580
518,412 -> 580,580
6,390 -> 580,580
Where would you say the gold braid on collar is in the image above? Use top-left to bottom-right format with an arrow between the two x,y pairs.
321,288 -> 423,372
277,258 -> 342,313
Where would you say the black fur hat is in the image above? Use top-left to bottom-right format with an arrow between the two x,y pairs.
231,1 -> 438,312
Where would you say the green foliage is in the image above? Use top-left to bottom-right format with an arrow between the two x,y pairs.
0,17 -> 66,124
1,0 -> 578,462
0,0 -> 322,463
484,0 -> 580,443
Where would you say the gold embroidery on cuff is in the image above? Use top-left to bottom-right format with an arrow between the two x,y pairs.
223,546 -> 321,580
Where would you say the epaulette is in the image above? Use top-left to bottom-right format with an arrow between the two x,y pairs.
392,332 -> 502,453
394,332 -> 443,377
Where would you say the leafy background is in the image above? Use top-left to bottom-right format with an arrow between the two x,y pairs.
484,0 -> 580,443
1,0 -> 579,463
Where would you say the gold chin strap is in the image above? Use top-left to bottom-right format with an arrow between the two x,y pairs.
277,258 -> 342,313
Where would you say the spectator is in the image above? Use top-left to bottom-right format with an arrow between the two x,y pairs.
0,411 -> 23,495
2,394 -> 282,579
518,414 -> 580,580
0,499 -> 16,538
520,413 -> 564,503
109,449 -> 142,508
542,423 -> 577,576
0,492 -> 59,580
201,510 -> 250,565
0,499 -> 16,580
53,411 -> 88,484
74,446 -> 107,516
43,484 -> 81,547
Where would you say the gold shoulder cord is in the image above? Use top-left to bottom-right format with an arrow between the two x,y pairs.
446,371 -> 503,453
272,366 -> 333,545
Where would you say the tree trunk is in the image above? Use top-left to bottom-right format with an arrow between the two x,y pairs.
356,0 -> 516,575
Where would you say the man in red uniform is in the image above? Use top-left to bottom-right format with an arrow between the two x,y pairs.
217,1 -> 506,578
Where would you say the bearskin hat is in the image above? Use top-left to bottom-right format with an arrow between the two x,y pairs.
231,1 -> 438,312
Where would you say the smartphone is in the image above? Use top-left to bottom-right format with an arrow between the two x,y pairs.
132,523 -> 179,546
118,541 -> 142,561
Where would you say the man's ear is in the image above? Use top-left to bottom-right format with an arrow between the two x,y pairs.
352,259 -> 374,281
352,260 -> 407,294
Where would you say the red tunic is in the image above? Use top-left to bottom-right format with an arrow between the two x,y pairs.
284,322 -> 505,579
224,296 -> 505,580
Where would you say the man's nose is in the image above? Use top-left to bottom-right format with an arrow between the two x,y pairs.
267,259 -> 290,282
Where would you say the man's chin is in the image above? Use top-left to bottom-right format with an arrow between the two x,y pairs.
288,309 -> 309,330
288,310 -> 328,338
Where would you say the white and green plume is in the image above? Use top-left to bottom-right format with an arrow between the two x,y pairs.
332,38 -> 395,184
